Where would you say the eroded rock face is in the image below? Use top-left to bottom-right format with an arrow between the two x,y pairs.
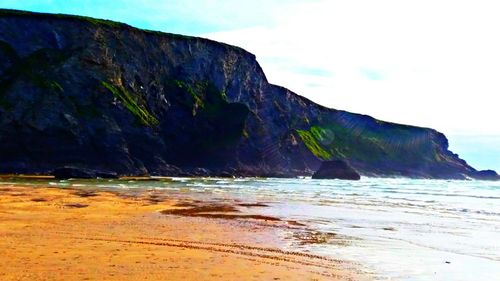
0,9 -> 493,179
312,160 -> 361,180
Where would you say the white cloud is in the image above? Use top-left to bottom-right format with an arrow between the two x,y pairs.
202,0 -> 500,135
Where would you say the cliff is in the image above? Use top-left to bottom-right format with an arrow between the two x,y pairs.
0,9 -> 495,179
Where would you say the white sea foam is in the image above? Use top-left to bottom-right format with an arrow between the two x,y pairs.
158,177 -> 500,280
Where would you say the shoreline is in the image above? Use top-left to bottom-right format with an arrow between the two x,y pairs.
0,183 -> 366,280
1,173 -> 499,183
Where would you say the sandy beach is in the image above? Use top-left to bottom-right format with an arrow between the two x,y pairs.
0,182 -> 365,280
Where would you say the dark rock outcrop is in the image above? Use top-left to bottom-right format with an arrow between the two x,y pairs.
52,167 -> 118,179
0,9 -> 496,180
52,167 -> 93,179
312,160 -> 361,180
473,170 -> 500,181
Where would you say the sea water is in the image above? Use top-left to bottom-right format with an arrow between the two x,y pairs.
3,177 -> 499,280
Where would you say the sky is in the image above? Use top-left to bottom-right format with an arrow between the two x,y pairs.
1,0 -> 499,171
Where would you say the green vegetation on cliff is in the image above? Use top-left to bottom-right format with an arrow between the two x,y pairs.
101,81 -> 159,126
296,121 -> 441,165
173,80 -> 206,115
0,9 -> 124,28
296,128 -> 333,160
0,9 -> 248,54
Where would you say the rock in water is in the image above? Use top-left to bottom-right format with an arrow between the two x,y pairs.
312,160 -> 361,180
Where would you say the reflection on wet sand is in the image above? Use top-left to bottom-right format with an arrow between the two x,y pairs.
0,184 -> 367,281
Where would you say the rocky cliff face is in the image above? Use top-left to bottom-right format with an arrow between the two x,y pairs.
0,9 -> 494,179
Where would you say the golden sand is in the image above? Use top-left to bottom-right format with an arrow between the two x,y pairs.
0,184 -> 366,280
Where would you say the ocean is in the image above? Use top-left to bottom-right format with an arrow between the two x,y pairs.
3,177 -> 499,280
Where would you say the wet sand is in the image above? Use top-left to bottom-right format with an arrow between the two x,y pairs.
0,184 -> 366,280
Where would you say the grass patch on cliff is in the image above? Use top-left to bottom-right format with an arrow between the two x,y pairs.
0,9 -> 251,57
0,9 -> 124,28
296,119 -> 439,165
296,128 -> 333,160
174,80 -> 205,115
172,80 -> 235,118
101,81 -> 158,126
30,77 -> 64,92
297,123 -> 387,162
